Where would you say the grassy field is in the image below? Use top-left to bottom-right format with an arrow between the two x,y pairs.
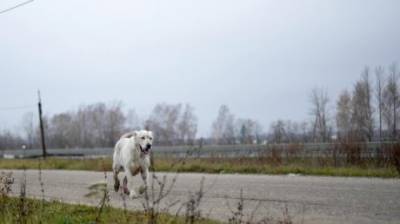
0,157 -> 398,177
0,196 -> 219,224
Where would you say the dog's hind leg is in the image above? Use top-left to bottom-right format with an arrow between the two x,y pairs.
122,176 -> 129,195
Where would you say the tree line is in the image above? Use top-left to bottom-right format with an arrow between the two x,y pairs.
269,62 -> 400,144
0,62 -> 399,149
1,102 -> 199,149
0,101 -> 264,149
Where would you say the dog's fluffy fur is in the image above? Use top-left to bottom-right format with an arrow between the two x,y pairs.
112,130 -> 153,198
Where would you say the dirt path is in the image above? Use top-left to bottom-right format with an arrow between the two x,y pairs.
3,169 -> 400,224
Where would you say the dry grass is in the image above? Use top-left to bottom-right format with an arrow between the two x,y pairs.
0,196 -> 222,224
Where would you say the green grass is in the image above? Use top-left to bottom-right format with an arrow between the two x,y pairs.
0,196 -> 219,224
0,157 -> 398,178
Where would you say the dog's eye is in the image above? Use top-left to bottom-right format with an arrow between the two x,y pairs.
149,137 -> 153,140
141,137 -> 145,140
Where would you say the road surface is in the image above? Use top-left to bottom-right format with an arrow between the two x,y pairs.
2,169 -> 399,224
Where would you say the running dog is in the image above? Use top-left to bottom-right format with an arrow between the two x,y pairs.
112,130 -> 153,198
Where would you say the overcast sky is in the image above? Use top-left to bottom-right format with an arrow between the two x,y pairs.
1,0 -> 399,137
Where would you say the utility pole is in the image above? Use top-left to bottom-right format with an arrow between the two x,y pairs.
38,90 -> 47,158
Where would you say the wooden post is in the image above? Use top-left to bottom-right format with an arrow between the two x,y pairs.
38,90 -> 47,158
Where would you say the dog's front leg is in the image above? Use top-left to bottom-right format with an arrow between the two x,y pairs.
124,167 -> 137,198
141,167 -> 150,188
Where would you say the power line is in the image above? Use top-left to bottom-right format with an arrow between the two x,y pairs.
0,105 -> 36,111
0,0 -> 34,15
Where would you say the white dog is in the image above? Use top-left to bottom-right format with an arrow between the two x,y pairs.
112,130 -> 153,198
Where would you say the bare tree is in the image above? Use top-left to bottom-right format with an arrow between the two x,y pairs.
310,88 -> 331,142
104,102 -> 126,146
299,121 -> 311,142
285,120 -> 302,143
336,90 -> 352,141
49,112 -> 73,148
177,104 -> 198,145
45,102 -> 126,148
21,112 -> 36,149
268,120 -> 311,143
269,120 -> 286,143
211,105 -> 235,144
383,63 -> 400,140
235,118 -> 261,144
125,109 -> 141,131
364,68 -> 374,140
254,121 -> 263,144
375,66 -> 385,142
73,103 -> 108,147
351,68 -> 374,141
0,130 -> 25,150
92,103 -> 108,146
75,105 -> 93,147
145,103 -> 182,145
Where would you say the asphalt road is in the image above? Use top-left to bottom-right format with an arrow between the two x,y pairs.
2,169 -> 399,224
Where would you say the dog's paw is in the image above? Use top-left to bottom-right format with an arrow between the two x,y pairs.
138,185 -> 146,195
129,190 -> 138,199
122,185 -> 130,195
114,181 -> 120,192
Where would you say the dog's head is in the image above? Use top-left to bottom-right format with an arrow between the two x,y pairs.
135,130 -> 153,154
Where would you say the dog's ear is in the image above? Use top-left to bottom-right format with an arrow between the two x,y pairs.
121,131 -> 137,139
133,131 -> 139,139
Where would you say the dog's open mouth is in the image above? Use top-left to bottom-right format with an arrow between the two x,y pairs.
139,145 -> 150,154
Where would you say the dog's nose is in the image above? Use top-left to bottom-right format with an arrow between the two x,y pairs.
146,144 -> 152,150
